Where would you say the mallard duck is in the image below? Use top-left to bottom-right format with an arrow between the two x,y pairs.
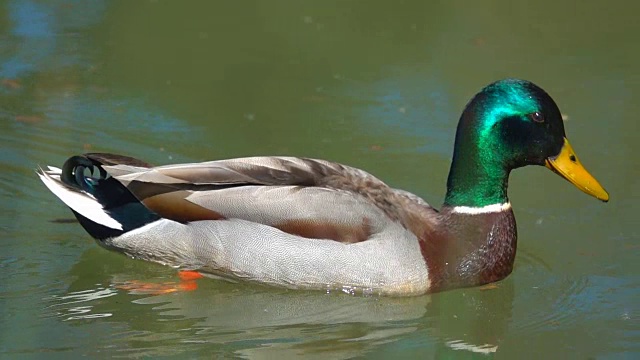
38,79 -> 609,296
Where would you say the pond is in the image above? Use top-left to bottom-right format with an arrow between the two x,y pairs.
1,1 -> 637,358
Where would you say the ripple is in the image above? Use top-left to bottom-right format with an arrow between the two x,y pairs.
516,247 -> 553,273
445,339 -> 498,354
512,276 -> 591,335
510,273 -> 639,350
64,307 -> 113,321
44,285 -> 117,321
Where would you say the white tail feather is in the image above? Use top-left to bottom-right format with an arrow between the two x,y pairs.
37,168 -> 123,230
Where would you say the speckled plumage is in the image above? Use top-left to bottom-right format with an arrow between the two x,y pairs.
38,79 -> 609,295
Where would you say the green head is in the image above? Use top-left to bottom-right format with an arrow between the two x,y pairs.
444,79 -> 608,207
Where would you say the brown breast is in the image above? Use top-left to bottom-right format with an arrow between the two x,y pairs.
418,208 -> 517,292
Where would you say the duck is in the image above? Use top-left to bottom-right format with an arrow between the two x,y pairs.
38,79 -> 609,296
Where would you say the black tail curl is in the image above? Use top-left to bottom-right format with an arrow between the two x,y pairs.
61,154 -> 160,240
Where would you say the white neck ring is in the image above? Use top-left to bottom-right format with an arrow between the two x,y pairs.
451,202 -> 512,215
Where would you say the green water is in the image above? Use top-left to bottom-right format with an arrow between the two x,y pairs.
1,1 -> 637,358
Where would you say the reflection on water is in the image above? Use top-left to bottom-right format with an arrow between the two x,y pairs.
347,69 -> 455,156
40,247 -> 514,358
46,286 -> 117,321
1,0 -> 638,358
1,0 -> 105,79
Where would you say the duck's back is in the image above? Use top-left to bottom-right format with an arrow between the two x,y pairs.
40,153 -> 438,295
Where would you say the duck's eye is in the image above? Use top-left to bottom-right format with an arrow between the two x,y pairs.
529,111 -> 545,123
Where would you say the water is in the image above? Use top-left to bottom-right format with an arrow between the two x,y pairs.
1,1 -> 638,358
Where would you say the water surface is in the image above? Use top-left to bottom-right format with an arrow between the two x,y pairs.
1,1 -> 638,358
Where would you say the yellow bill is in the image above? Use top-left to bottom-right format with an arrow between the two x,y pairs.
545,138 -> 609,202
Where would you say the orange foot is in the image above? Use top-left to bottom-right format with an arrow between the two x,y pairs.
178,270 -> 204,281
116,270 -> 203,295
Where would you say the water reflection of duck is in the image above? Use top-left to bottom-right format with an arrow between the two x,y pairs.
50,246 -> 516,358
39,79 -> 608,295
50,248 -> 516,359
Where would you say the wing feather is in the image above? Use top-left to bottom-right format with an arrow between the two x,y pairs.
102,156 -> 437,243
